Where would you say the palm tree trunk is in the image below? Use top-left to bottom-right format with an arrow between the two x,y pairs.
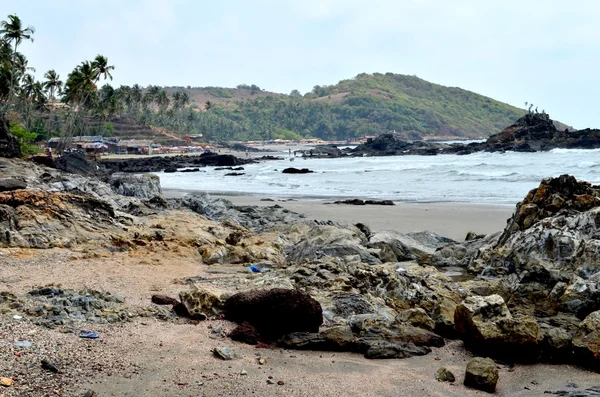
8,41 -> 18,107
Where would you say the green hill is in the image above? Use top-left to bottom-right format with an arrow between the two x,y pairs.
155,73 -> 530,141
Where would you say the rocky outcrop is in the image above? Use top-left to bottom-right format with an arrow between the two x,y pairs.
223,288 -> 323,339
300,145 -> 343,158
351,134 -> 443,157
0,112 -> 21,158
369,230 -> 456,262
573,311 -> 600,370
55,151 -> 99,176
331,199 -> 395,206
109,173 -> 162,200
0,177 -> 27,192
101,152 -> 255,173
179,286 -> 227,320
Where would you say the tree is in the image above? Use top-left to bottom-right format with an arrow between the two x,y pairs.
290,89 -> 302,98
0,14 -> 34,104
156,89 -> 169,113
205,100 -> 212,111
63,61 -> 97,107
92,55 -> 114,82
43,69 -> 62,100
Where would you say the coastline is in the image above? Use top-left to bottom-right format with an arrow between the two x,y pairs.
163,189 -> 514,241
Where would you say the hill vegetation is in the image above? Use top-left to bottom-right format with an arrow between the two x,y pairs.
0,13 -> 560,152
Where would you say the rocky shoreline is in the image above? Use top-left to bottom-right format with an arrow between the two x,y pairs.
2,147 -> 600,395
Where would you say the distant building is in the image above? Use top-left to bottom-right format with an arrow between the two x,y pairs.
47,136 -> 118,153
117,139 -> 158,155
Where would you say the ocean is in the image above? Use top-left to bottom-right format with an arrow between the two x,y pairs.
156,148 -> 600,204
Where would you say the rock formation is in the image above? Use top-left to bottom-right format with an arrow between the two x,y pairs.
0,112 -> 21,158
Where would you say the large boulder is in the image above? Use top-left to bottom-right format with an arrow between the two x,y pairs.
55,152 -> 98,176
454,294 -> 543,359
369,230 -> 456,262
573,310 -> 600,371
223,288 -> 323,339
0,177 -> 27,192
464,357 -> 499,393
109,173 -> 162,200
0,113 -> 20,158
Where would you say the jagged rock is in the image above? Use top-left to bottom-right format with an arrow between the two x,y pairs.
285,223 -> 382,265
361,339 -> 431,359
301,145 -> 342,158
464,357 -> 498,393
435,367 -> 455,382
0,113 -> 21,158
369,230 -> 456,262
421,232 -> 500,269
224,288 -> 323,339
573,311 -> 600,371
454,294 -> 543,359
109,173 -> 162,200
396,308 -> 435,331
0,177 -> 26,192
331,199 -> 395,206
179,286 -> 226,320
213,346 -> 239,360
55,152 -> 99,176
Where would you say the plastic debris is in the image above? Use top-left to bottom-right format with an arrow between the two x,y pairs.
248,265 -> 261,273
80,330 -> 100,339
14,341 -> 32,348
12,315 -> 22,320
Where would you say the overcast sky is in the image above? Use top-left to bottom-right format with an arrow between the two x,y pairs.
8,0 -> 600,128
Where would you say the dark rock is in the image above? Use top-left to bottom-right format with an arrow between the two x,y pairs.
282,168 -> 314,174
354,223 -> 372,239
464,357 -> 498,393
0,178 -> 26,192
361,339 -> 431,359
163,167 -> 178,173
55,152 -> 98,176
279,326 -> 357,351
332,293 -> 375,317
224,288 -> 323,339
151,295 -> 179,306
224,172 -> 245,176
101,153 -> 254,173
229,322 -> 261,345
300,145 -> 343,158
215,166 -> 244,171
0,113 -> 21,158
435,367 -> 456,382
109,173 -> 162,200
41,359 -> 60,373
331,199 -> 395,206
29,155 -> 56,168
179,168 -> 200,173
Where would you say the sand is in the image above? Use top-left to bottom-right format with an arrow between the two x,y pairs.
163,191 -> 514,241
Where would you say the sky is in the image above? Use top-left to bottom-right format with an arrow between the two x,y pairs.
7,0 -> 600,128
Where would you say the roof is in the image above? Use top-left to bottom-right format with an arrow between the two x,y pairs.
118,139 -> 155,147
48,136 -> 103,143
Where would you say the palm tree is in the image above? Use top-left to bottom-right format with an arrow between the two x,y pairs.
63,61 -> 97,107
156,89 -> 169,113
43,69 -> 62,100
172,91 -> 182,110
131,84 -> 142,105
14,52 -> 34,81
0,14 -> 34,104
205,100 -> 212,111
92,54 -> 114,82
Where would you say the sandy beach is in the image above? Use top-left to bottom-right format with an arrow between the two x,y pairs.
163,190 -> 514,241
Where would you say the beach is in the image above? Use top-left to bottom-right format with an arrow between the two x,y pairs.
164,191 -> 514,241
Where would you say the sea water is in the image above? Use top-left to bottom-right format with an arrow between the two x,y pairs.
156,148 -> 600,204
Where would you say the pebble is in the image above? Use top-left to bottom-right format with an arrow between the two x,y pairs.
258,357 -> 267,365
278,380 -> 285,386
240,369 -> 248,375
1,377 -> 13,387
267,379 -> 275,385
213,346 -> 239,360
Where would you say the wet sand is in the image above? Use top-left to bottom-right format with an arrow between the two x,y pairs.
164,190 -> 514,241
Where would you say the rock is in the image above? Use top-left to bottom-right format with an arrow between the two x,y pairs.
163,167 -> 177,173
151,295 -> 179,306
41,359 -> 60,373
369,230 -> 456,262
82,391 -> 97,397
277,380 -> 284,386
229,322 -> 261,345
1,377 -> 13,387
435,367 -> 455,382
101,153 -> 254,173
56,152 -> 98,176
109,173 -> 162,200
396,308 -> 435,331
464,357 -> 499,393
301,144 -> 342,158
179,286 -> 226,320
454,294 -> 543,359
351,133 -> 443,157
0,112 -> 21,158
331,199 -> 395,206
29,155 -> 57,168
279,326 -> 357,352
361,340 -> 431,359
282,168 -> 314,174
465,231 -> 485,241
573,311 -> 600,371
0,177 -> 26,192
224,172 -> 245,176
213,346 -> 239,360
224,288 -> 323,339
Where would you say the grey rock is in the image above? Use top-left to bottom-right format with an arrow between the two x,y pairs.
464,357 -> 498,393
435,367 -> 455,382
213,346 -> 239,360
